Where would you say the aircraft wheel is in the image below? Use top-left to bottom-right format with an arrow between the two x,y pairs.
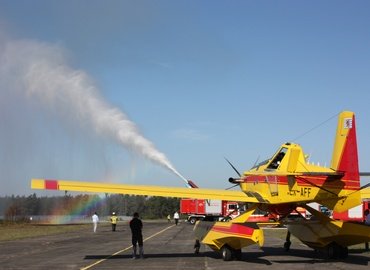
325,243 -> 345,259
338,246 -> 348,259
234,249 -> 242,260
325,244 -> 335,259
221,246 -> 233,261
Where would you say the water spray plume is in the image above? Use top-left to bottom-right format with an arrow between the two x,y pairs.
0,37 -> 184,180
166,163 -> 190,187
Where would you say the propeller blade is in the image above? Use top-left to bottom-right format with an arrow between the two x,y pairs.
224,157 -> 242,177
225,184 -> 240,190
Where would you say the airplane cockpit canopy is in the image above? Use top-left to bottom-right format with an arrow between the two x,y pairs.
267,147 -> 288,170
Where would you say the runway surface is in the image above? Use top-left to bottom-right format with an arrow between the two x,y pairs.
0,221 -> 369,269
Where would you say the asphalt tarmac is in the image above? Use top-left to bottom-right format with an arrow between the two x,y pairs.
0,221 -> 369,270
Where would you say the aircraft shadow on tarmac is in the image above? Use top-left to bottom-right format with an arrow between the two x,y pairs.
84,252 -> 217,260
84,247 -> 369,266
258,247 -> 370,266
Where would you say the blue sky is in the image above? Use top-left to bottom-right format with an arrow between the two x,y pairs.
0,1 -> 370,196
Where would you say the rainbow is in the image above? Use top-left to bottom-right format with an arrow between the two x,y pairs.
46,194 -> 105,224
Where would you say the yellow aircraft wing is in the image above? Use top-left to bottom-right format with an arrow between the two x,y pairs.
31,179 -> 259,203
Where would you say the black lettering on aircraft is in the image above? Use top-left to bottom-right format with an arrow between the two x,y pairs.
300,187 -> 311,197
287,189 -> 299,196
288,188 -> 311,197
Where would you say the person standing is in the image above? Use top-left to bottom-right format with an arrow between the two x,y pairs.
167,214 -> 171,223
364,209 -> 370,251
110,212 -> 118,231
130,212 -> 144,259
92,212 -> 99,233
173,211 -> 179,226
365,209 -> 370,225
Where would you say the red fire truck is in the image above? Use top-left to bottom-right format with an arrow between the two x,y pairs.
332,200 -> 370,222
180,199 -> 240,225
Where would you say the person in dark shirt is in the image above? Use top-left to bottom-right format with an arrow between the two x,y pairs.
129,212 -> 144,259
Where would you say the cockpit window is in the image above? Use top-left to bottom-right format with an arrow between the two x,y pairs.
267,148 -> 287,169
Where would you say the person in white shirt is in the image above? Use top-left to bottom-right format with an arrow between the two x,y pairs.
92,212 -> 99,232
173,211 -> 180,225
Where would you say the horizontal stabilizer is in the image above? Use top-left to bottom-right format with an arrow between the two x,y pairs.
243,171 -> 343,177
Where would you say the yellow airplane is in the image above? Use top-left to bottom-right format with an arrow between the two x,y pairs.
31,111 -> 370,261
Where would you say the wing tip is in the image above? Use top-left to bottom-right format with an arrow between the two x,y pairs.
31,179 -> 59,190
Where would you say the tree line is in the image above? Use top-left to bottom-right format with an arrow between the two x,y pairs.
0,193 -> 180,222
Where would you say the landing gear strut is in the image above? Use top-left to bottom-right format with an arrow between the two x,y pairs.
194,240 -> 200,254
284,230 -> 291,251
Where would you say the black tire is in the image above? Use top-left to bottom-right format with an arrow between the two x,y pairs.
339,246 -> 348,259
325,243 -> 336,259
325,242 -> 348,259
234,249 -> 242,260
189,218 -> 197,225
221,246 -> 233,261
223,216 -> 231,222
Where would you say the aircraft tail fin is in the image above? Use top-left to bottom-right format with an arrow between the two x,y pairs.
330,111 -> 360,189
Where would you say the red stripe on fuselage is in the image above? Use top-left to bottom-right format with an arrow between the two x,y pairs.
212,224 -> 254,237
243,175 -> 359,190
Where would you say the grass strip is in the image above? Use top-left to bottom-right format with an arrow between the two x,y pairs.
0,223 -> 91,241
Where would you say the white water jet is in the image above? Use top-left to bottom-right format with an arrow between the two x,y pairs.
0,37 -> 187,181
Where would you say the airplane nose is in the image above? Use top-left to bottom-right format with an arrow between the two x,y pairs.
229,177 -> 240,183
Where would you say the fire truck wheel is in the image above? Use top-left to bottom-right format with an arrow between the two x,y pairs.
189,218 -> 197,225
223,216 -> 231,222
